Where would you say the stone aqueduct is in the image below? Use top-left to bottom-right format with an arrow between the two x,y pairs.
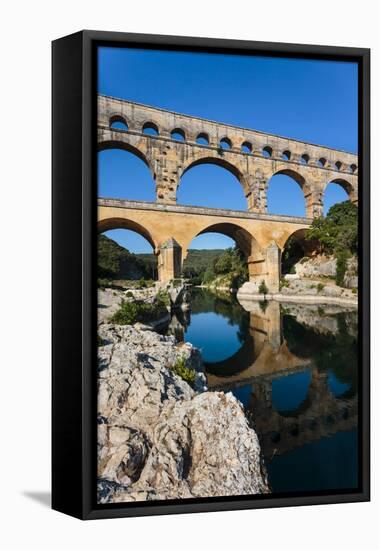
98,94 -> 359,290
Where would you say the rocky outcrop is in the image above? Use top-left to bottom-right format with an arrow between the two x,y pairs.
294,254 -> 358,289
97,324 -> 269,503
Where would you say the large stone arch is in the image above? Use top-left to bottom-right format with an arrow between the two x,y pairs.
184,221 -> 262,259
266,167 -> 320,218
179,155 -> 251,205
98,139 -> 152,172
324,177 -> 357,204
97,217 -> 157,252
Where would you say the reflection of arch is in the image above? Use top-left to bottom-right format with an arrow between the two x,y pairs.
97,217 -> 157,252
195,222 -> 260,258
180,156 -> 250,197
205,332 -> 256,377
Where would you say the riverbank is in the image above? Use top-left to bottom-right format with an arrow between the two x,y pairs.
97,323 -> 269,502
237,279 -> 358,308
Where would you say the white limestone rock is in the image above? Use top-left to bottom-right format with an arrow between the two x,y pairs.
97,324 -> 269,503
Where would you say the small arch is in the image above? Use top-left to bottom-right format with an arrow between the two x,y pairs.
335,160 -> 342,171
171,128 -> 185,141
142,121 -> 159,136
241,141 -> 252,154
262,146 -> 273,158
317,157 -> 327,167
300,153 -> 310,165
350,163 -> 357,174
282,150 -> 291,161
219,137 -> 232,150
109,115 -> 129,131
196,133 -> 209,146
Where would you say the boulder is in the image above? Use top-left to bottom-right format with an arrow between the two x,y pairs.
97,324 -> 269,503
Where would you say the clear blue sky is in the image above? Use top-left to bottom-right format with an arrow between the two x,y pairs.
98,47 -> 358,253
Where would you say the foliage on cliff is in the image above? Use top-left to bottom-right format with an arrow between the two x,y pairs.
98,235 -> 157,280
306,201 -> 358,256
199,247 -> 248,288
305,201 -> 358,286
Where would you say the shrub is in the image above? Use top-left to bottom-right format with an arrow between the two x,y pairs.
280,278 -> 289,290
289,265 -> 296,274
170,355 -> 196,386
125,291 -> 134,298
352,287 -> 358,294
258,280 -> 268,295
111,298 -> 168,326
137,278 -> 147,288
317,283 -> 325,293
156,289 -> 170,307
97,335 -> 105,346
336,250 -> 350,287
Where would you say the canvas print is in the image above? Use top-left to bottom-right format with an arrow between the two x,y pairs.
96,47 -> 359,504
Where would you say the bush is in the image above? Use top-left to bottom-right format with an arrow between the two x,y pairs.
125,291 -> 134,298
170,355 -> 196,386
110,298 -> 168,325
352,287 -> 358,294
137,278 -> 147,288
97,335 -> 105,346
258,280 -> 268,295
317,283 -> 325,293
280,278 -> 289,290
156,289 -> 170,307
336,250 -> 350,287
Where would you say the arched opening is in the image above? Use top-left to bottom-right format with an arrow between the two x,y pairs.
98,144 -> 155,202
323,180 -> 352,215
178,159 -> 248,210
241,141 -> 252,154
109,115 -> 129,131
350,163 -> 357,174
335,161 -> 342,171
182,223 -> 256,286
282,150 -> 291,161
196,133 -> 209,146
300,153 -> 310,165
181,225 -> 255,372
262,146 -> 272,158
219,137 -> 232,150
281,228 -> 317,276
142,122 -> 159,136
98,221 -> 158,286
171,128 -> 185,141
267,170 -> 306,217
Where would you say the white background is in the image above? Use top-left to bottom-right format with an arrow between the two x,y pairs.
0,1 -> 377,547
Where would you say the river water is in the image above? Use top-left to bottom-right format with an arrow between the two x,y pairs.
167,288 -> 358,495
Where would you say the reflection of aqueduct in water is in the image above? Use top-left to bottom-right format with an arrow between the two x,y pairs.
205,300 -> 357,457
98,95 -> 358,292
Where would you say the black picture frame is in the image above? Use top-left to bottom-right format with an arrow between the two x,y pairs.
52,30 -> 370,520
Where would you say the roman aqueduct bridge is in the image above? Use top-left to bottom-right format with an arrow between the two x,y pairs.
98,94 -> 359,289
